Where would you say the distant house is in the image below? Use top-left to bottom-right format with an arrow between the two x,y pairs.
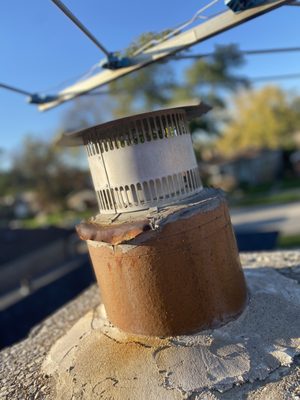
0,227 -> 81,299
200,149 -> 283,190
67,189 -> 97,212
0,227 -> 94,348
290,150 -> 300,177
0,192 -> 41,221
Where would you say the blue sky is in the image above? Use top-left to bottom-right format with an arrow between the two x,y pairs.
0,0 -> 299,159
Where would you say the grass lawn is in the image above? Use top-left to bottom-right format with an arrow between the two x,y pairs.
21,209 -> 94,229
229,178 -> 300,207
231,190 -> 300,207
278,234 -> 300,249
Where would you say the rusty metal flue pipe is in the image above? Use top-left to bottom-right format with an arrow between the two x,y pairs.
63,101 -> 248,336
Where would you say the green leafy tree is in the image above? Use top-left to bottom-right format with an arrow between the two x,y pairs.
217,86 -> 299,156
59,96 -> 113,133
178,44 -> 249,137
11,136 -> 89,211
185,44 -> 248,92
0,149 -> 11,197
58,40 -> 249,162
109,32 -> 175,117
109,42 -> 248,127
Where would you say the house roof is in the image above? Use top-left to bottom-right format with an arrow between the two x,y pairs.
0,227 -> 73,266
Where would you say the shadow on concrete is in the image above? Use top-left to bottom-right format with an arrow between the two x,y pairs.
0,255 -> 96,349
233,216 -> 285,231
211,267 -> 300,399
235,230 -> 279,252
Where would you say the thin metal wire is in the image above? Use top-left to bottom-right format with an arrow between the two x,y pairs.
57,72 -> 300,99
251,72 -> 300,82
133,0 -> 221,56
50,0 -> 110,57
69,72 -> 300,94
77,62 -> 102,82
57,88 -> 120,99
172,46 -> 300,60
43,62 -> 103,93
0,83 -> 33,97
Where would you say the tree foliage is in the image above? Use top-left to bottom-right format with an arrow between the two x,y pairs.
11,136 -> 89,211
59,96 -> 113,133
109,31 -> 176,117
109,37 -> 248,129
185,44 -> 248,92
181,44 -> 248,136
109,64 -> 174,117
3,37 -> 256,211
217,86 -> 300,156
123,31 -> 173,57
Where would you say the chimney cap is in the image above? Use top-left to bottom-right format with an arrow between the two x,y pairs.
60,100 -> 211,146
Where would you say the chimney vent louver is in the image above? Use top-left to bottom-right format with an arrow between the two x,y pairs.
64,102 -> 211,214
85,110 -> 202,213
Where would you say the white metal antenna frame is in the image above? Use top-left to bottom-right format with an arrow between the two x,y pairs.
39,0 -> 289,111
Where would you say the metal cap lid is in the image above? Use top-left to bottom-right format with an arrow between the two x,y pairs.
59,100 -> 211,146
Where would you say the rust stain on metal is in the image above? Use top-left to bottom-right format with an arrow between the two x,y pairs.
83,196 -> 247,336
76,220 -> 150,245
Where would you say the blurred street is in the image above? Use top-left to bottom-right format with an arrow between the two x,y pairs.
231,200 -> 300,235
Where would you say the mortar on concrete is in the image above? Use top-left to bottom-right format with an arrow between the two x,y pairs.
42,266 -> 300,399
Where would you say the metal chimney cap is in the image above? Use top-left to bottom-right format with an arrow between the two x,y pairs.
60,100 -> 211,146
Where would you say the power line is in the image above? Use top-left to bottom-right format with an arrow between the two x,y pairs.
0,82 -> 33,97
82,73 -> 300,94
58,89 -> 120,98
0,80 -> 114,100
251,72 -> 300,82
0,83 -> 58,104
42,62 -> 102,93
0,79 -> 120,99
50,0 -> 110,57
172,46 -> 300,60
62,73 -> 300,98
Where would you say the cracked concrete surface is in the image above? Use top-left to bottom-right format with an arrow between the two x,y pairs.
42,267 -> 300,399
1,251 -> 300,400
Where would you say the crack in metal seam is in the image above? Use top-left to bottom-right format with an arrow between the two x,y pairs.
92,377 -> 119,394
101,330 -> 155,348
59,345 -> 78,363
90,307 -> 98,330
101,331 -> 122,344
152,345 -> 172,359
